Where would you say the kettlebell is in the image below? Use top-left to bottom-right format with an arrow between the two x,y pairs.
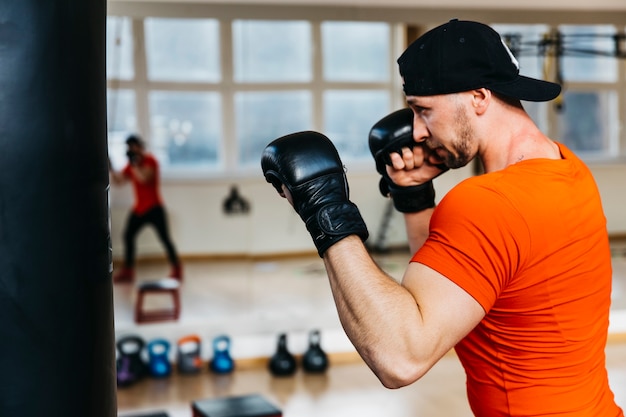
147,338 -> 172,378
177,334 -> 203,374
268,333 -> 296,377
116,335 -> 148,387
302,329 -> 328,373
209,335 -> 235,374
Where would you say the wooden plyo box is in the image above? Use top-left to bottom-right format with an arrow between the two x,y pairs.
192,394 -> 282,417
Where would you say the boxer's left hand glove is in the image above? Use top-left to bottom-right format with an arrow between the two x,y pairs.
369,108 -> 447,213
261,131 -> 369,257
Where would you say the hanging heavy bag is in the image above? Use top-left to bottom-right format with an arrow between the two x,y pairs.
268,333 -> 296,377
302,329 -> 329,373
147,338 -> 172,378
116,335 -> 148,387
177,334 -> 203,374
209,335 -> 235,374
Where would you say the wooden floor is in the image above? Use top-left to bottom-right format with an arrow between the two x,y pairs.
117,342 -> 626,417
115,251 -> 626,417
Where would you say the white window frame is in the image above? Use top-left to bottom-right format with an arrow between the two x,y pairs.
106,14 -> 406,180
106,4 -> 626,181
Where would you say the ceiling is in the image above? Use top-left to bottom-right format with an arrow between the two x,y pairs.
109,0 -> 626,12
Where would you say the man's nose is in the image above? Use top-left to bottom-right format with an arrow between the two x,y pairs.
412,117 -> 428,143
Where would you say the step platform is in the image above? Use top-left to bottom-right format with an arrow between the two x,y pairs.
135,278 -> 181,324
191,394 -> 282,417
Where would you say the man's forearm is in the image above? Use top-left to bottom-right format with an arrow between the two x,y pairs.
322,235 -> 430,388
130,165 -> 154,184
403,208 -> 434,255
109,170 -> 126,185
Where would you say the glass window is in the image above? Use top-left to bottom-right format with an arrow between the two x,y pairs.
557,90 -> 618,156
235,91 -> 312,166
322,22 -> 390,82
323,90 -> 390,161
233,20 -> 312,83
106,16 -> 134,80
559,25 -> 618,83
148,91 -> 222,168
107,89 -> 137,169
145,18 -> 221,82
491,25 -> 553,133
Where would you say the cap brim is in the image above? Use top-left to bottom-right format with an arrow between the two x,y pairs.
489,75 -> 562,102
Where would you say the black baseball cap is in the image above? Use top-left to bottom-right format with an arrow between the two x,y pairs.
397,19 -> 561,102
125,134 -> 144,147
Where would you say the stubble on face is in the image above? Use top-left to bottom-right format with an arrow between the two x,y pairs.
437,101 -> 474,170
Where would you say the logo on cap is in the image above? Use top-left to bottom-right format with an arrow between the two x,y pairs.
500,38 -> 520,71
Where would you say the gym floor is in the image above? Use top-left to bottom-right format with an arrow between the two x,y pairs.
114,249 -> 626,417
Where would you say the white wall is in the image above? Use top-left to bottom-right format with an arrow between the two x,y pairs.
110,161 -> 626,260
590,165 -> 626,233
109,0 -> 626,13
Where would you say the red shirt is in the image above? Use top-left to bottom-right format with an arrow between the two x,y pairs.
412,144 -> 623,416
122,153 -> 163,215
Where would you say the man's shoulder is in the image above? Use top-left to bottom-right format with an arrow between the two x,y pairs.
437,173 -> 518,219
143,153 -> 159,166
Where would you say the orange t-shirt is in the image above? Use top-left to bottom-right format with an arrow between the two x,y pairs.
122,154 -> 163,215
412,144 -> 623,417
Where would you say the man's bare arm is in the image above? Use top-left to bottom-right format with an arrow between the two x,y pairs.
129,163 -> 154,184
323,235 -> 484,388
403,208 -> 434,255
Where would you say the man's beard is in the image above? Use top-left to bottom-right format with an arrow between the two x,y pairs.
436,104 -> 474,170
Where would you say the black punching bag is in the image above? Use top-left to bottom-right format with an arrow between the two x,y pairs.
0,1 -> 116,416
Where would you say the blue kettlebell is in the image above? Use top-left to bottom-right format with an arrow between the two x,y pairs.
209,335 -> 234,374
147,338 -> 172,378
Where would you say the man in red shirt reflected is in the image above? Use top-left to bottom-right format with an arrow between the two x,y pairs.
109,134 -> 182,283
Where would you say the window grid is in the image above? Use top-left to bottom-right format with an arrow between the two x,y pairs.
107,16 -> 404,178
106,18 -> 626,179
493,23 -> 626,161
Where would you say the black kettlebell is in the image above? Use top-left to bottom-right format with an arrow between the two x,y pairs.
116,335 -> 148,387
177,334 -> 203,374
302,330 -> 328,373
268,333 -> 296,377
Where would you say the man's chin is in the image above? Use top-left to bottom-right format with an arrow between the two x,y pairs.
445,157 -> 472,170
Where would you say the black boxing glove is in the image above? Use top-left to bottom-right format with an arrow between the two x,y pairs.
126,150 -> 139,165
261,131 -> 369,257
368,108 -> 444,213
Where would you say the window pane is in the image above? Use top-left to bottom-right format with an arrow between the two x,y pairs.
106,16 -> 134,80
324,90 -> 390,160
107,89 -> 137,169
233,20 -> 312,83
235,91 -> 312,165
493,24 -> 549,80
149,91 -> 222,168
559,25 -> 617,82
322,22 -> 390,82
145,18 -> 220,82
557,90 -> 618,156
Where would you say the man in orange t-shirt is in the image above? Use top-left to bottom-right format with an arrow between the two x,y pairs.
412,143 -> 619,415
109,134 -> 182,283
260,19 -> 623,416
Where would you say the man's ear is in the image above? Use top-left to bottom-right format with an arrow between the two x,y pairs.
471,88 -> 491,115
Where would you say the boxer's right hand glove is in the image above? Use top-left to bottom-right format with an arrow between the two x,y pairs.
368,108 -> 445,213
261,131 -> 369,257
